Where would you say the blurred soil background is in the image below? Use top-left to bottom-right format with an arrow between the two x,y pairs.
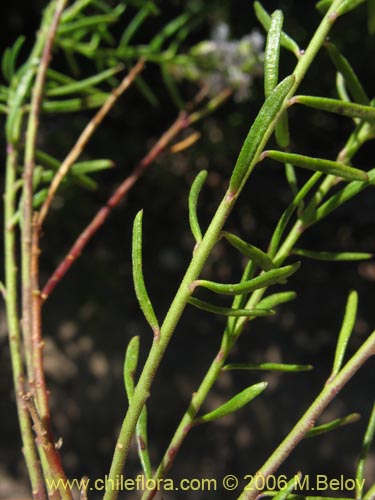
0,1 -> 375,498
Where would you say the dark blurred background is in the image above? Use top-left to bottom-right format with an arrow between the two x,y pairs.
0,1 -> 375,498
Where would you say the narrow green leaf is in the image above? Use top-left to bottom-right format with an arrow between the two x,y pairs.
6,58 -> 38,143
313,168 -> 375,223
71,159 -> 115,175
293,248 -> 372,261
337,0 -> 366,16
33,189 -> 49,209
42,93 -> 110,113
188,297 -> 274,318
357,403 -> 375,500
223,362 -> 312,372
150,13 -> 191,51
257,291 -> 297,310
161,63 -> 184,109
222,231 -> 274,271
369,0 -> 375,34
193,262 -> 300,296
326,43 -> 369,105
336,72 -> 351,103
47,68 -> 100,95
269,172 -> 322,258
330,291 -> 358,379
46,65 -> 123,97
229,260 -> 257,331
2,48 -> 12,82
275,111 -> 290,148
123,336 -> 152,479
134,75 -> 160,108
123,335 -> 140,398
194,382 -> 267,424
254,2 -> 300,57
293,95 -> 375,122
35,149 -> 101,189
136,404 -> 152,479
1,36 -> 26,82
62,0 -> 97,22
263,11 -> 291,150
189,170 -> 207,244
266,150 -> 369,182
58,12 -> 122,35
285,163 -> 298,197
264,10 -> 283,97
132,210 -> 159,334
229,74 -> 295,193
316,0 -> 333,14
306,413 -> 360,438
119,6 -> 154,48
274,474 -> 301,500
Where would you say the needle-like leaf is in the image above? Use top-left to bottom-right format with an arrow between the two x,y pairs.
188,297 -> 274,318
326,43 -> 370,105
293,95 -> 375,122
123,336 -> 152,479
313,168 -> 375,223
46,65 -> 124,97
264,10 -> 283,97
189,170 -> 207,244
229,74 -> 295,193
71,159 -> 114,175
265,150 -> 369,182
1,36 -> 26,82
254,2 -> 300,57
132,210 -> 159,334
150,13 -> 191,51
42,93 -> 110,113
336,0 -> 366,17
123,335 -> 140,398
293,249 -> 372,262
257,291 -> 297,310
357,403 -> 375,500
316,0 -> 333,14
193,262 -> 300,296
223,362 -> 312,372
272,473 -> 302,500
329,290 -> 358,380
194,382 -> 268,424
263,10 -> 290,148
306,413 -> 360,438
222,232 -> 274,271
269,172 -> 322,258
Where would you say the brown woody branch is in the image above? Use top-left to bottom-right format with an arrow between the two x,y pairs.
41,110 -> 190,300
37,59 -> 145,228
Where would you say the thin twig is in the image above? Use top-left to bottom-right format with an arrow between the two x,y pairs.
41,110 -> 190,300
22,0 -> 66,404
25,395 -> 72,500
4,144 -> 46,500
21,1 -> 71,498
238,330 -> 375,500
37,59 -> 145,228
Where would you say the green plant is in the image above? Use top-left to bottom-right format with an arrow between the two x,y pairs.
1,1 -> 375,500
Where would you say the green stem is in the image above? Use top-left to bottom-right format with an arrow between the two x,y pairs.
20,1 -> 71,498
4,145 -> 46,500
238,329 -> 375,500
104,3 -> 353,498
104,194 -> 235,500
140,3 -> 355,495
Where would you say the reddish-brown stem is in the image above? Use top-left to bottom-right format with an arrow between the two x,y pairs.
21,1 -> 72,497
25,395 -> 71,500
37,59 -> 145,228
41,111 -> 190,300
